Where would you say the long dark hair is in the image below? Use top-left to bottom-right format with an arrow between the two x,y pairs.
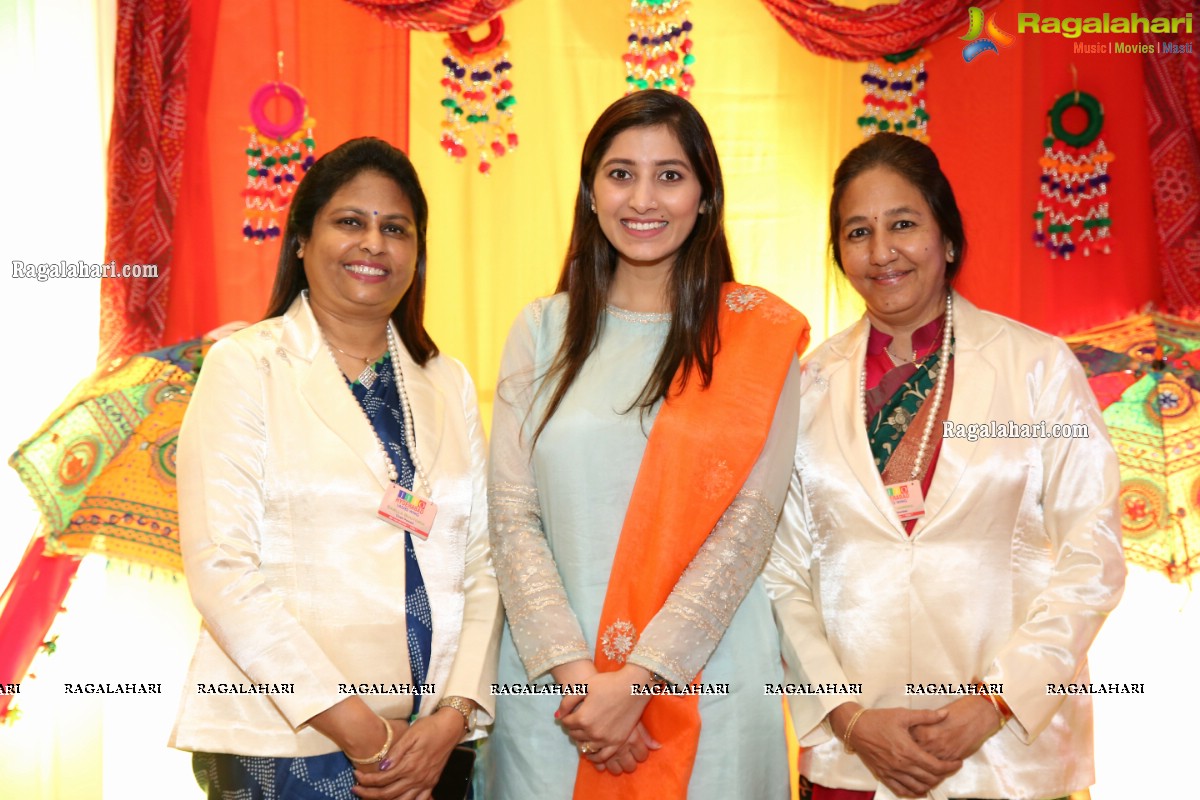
533,90 -> 732,444
264,136 -> 438,365
829,132 -> 967,284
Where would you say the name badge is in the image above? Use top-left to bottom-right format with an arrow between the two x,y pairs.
885,480 -> 926,522
378,483 -> 438,539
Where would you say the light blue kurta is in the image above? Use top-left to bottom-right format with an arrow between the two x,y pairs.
481,295 -> 791,799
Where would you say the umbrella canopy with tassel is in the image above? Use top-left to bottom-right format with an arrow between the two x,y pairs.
8,337 -> 209,571
1066,310 -> 1200,583
1,336 -> 211,721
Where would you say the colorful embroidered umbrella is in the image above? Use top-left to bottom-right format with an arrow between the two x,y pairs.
1066,311 -> 1200,583
8,337 -> 211,573
2,337 -> 211,721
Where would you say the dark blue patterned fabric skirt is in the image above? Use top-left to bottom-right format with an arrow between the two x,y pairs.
193,751 -> 355,800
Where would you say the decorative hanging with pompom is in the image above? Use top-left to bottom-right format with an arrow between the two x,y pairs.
858,48 -> 929,142
1033,87 -> 1115,260
240,52 -> 316,243
438,16 -> 517,175
623,0 -> 695,97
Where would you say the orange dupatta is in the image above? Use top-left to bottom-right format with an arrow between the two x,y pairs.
573,284 -> 809,799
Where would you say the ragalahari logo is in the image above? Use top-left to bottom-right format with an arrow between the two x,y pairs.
961,7 -> 1014,62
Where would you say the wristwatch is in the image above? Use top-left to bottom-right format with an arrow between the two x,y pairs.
435,695 -> 477,734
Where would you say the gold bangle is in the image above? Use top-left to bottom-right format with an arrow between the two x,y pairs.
346,716 -> 393,765
842,707 -> 868,755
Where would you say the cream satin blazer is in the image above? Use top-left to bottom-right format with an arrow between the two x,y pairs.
170,295 -> 501,757
766,294 -> 1125,799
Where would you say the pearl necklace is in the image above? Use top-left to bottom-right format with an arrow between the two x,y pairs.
861,293 -> 954,480
322,323 -> 430,496
384,325 -> 431,496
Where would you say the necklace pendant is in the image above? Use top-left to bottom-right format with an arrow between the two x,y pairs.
357,364 -> 377,388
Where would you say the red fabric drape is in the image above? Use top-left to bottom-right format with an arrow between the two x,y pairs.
100,0 -> 189,364
0,538 -> 81,721
927,0 -> 1161,334
343,0 -> 519,32
165,1 -> 412,343
759,0 -> 998,61
1141,0 -> 1200,316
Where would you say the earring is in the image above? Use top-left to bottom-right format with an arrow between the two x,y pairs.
947,248 -> 955,261
589,203 -> 596,213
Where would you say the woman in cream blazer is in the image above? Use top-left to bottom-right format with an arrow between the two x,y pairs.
170,138 -> 500,800
766,134 -> 1125,800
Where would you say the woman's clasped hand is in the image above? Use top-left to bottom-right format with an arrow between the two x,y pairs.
553,663 -> 659,774
831,704 -> 961,797
351,711 -> 466,800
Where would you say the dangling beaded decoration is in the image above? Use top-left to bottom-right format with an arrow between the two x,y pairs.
858,48 -> 930,142
439,16 -> 517,175
623,0 -> 694,97
1033,89 -> 1114,260
240,52 -> 316,243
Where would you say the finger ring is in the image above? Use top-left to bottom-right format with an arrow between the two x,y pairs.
579,742 -> 596,754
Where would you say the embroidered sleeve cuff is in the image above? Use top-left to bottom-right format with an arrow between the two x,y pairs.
627,649 -> 690,688
524,643 -> 593,682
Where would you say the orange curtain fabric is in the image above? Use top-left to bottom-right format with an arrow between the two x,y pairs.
165,0 -> 411,343
922,0 -> 1161,334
